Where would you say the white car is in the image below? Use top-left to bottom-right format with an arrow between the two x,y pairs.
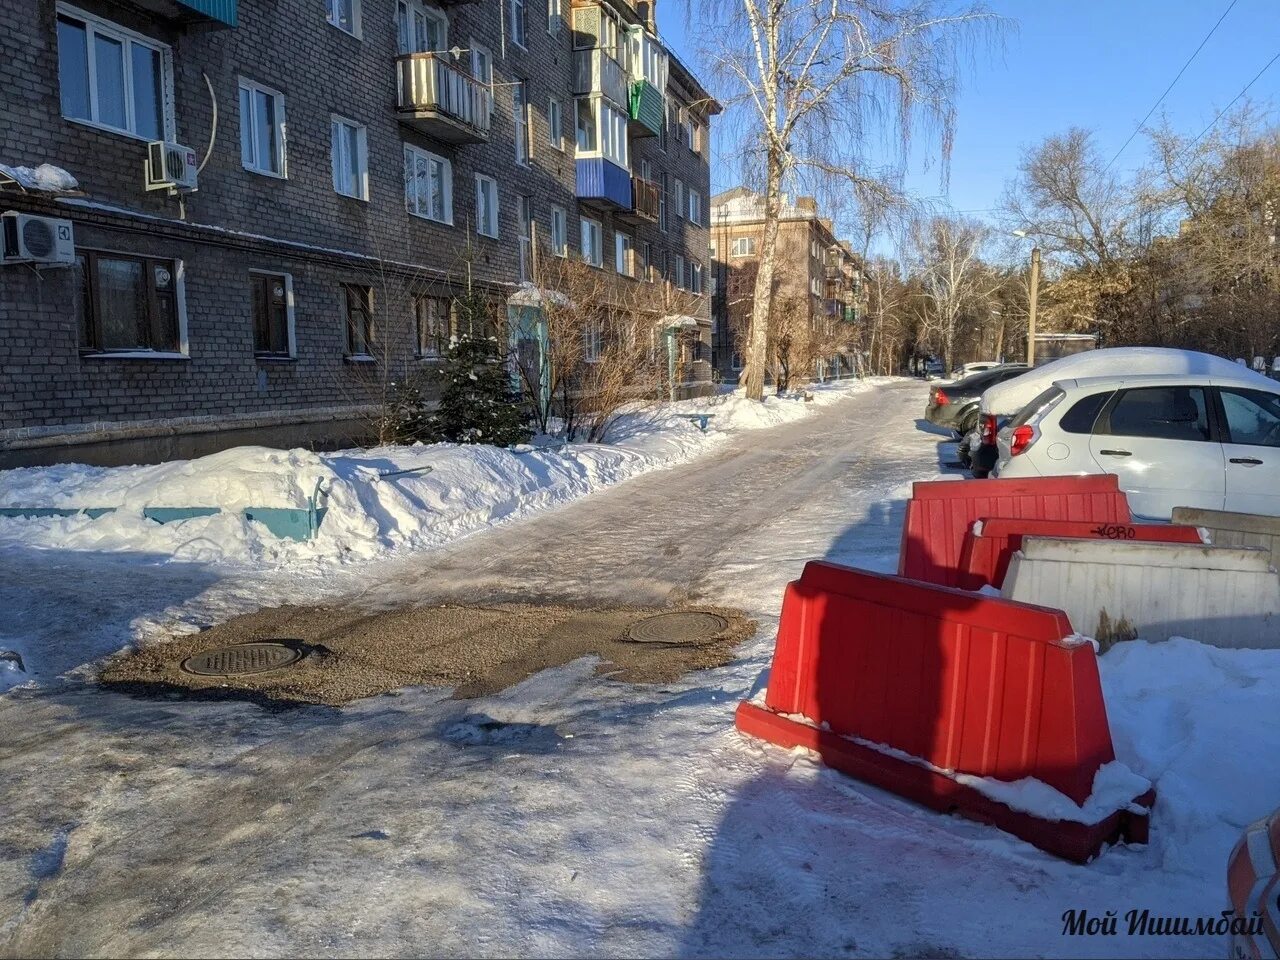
952,360 -> 1000,379
994,373 -> 1280,519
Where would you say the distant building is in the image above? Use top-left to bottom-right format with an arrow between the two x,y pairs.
709,187 -> 867,383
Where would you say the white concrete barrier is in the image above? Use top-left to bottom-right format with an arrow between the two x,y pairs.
1002,537 -> 1280,649
1171,506 -> 1280,568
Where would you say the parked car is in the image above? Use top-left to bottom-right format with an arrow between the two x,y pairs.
970,347 -> 1275,481
923,358 -> 947,380
950,360 -> 1001,380
924,364 -> 1030,437
993,372 -> 1280,519
1226,806 -> 1279,959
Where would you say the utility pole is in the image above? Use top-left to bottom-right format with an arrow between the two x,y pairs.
1026,246 -> 1041,366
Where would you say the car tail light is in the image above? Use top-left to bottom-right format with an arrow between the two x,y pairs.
980,414 -> 998,445
1010,424 -> 1037,456
933,388 -> 949,406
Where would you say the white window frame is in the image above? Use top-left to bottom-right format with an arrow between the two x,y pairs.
326,0 -> 362,37
404,143 -> 453,225
396,0 -> 447,54
575,96 -> 628,167
547,0 -> 563,33
238,78 -> 287,178
580,216 -> 603,267
55,3 -> 175,142
509,0 -> 527,49
475,173 -> 499,238
249,269 -> 297,358
330,115 -> 369,200
687,188 -> 702,227
731,236 -> 755,257
691,261 -> 703,294
659,173 -> 668,233
642,240 -> 653,282
518,195 -> 534,282
674,179 -> 684,221
513,79 -> 531,166
584,319 -> 603,363
550,204 -> 568,257
547,96 -> 564,151
675,254 -> 685,290
615,230 -> 633,278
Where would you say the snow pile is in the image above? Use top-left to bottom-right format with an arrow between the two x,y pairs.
0,162 -> 80,193
980,347 -> 1275,416
955,761 -> 1151,825
0,380 -> 875,567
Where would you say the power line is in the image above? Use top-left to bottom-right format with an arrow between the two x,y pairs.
1182,48 -> 1280,151
1103,0 -> 1240,172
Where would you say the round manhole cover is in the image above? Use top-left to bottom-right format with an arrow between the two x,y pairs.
626,612 -> 729,646
180,642 -> 304,677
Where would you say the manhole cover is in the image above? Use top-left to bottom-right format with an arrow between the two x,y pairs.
626,612 -> 729,646
180,642 -> 304,677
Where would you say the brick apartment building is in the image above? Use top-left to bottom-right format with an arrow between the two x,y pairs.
0,0 -> 718,466
709,186 -> 866,383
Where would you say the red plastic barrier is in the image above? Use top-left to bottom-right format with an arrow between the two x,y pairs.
957,518 -> 1206,591
736,561 -> 1154,862
899,475 -> 1132,588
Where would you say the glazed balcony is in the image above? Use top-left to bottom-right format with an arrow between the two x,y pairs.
574,48 -> 629,108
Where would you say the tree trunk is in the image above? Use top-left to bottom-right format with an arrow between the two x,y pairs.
742,147 -> 784,401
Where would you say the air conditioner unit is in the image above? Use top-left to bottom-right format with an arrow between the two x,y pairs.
1,212 -> 75,265
146,141 -> 198,192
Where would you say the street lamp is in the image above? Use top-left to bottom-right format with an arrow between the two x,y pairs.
1012,230 -> 1041,366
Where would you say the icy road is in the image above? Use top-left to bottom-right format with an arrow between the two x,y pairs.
0,380 -> 1271,958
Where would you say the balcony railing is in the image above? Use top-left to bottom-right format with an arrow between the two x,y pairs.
574,48 -> 629,107
623,174 -> 660,222
395,52 -> 491,144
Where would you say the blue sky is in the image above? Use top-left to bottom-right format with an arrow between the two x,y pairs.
659,0 -> 1280,221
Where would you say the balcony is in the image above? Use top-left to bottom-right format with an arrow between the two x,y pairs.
628,79 -> 663,137
395,52 -> 491,144
576,157 -> 632,211
617,174 -> 659,223
574,48 -> 629,108
133,0 -> 237,26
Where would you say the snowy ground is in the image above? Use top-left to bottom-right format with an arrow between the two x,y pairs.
0,379 -> 1275,957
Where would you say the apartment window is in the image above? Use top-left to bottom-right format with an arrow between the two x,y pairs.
331,116 -> 368,199
691,121 -> 703,155
580,217 -> 603,267
509,0 -> 527,48
681,113 -> 694,149
239,79 -> 286,177
584,320 -> 603,363
75,250 -> 183,354
690,261 -> 703,294
326,0 -> 360,36
547,0 -> 563,32
404,144 -> 452,224
475,174 -> 499,237
343,283 -> 374,357
687,188 -> 702,227
550,204 -> 568,257
548,97 -> 564,151
518,196 -> 534,282
659,173 -> 668,232
674,179 -> 684,221
615,230 -> 634,278
250,272 -> 293,358
56,6 -> 171,141
731,236 -> 756,257
415,294 -> 451,359
641,240 -> 653,282
514,80 -> 531,165
396,0 -> 445,53
575,97 -> 627,166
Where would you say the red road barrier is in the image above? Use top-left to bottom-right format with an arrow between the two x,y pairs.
736,561 -> 1154,862
957,518 -> 1206,591
898,475 -> 1133,588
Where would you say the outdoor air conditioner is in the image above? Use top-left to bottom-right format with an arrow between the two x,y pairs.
146,140 -> 198,192
0,212 -> 75,265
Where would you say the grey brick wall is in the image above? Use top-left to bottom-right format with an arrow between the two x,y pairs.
0,0 -> 716,464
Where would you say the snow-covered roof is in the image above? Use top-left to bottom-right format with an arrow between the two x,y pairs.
981,347 -> 1275,416
0,163 -> 81,195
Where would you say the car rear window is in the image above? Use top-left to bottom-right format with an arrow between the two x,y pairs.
1059,391 -> 1114,434
1010,386 -> 1065,428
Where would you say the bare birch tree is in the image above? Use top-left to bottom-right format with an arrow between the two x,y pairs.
694,0 -> 996,400
910,215 -> 994,371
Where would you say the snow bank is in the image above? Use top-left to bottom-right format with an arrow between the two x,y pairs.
0,380 -> 875,568
980,347 -> 1275,416
0,162 -> 80,193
